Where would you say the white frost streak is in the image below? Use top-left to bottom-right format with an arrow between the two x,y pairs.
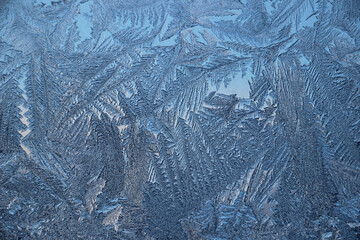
19,104 -> 31,155
102,205 -> 123,231
85,178 -> 106,214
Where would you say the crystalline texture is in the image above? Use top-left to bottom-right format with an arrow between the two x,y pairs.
0,0 -> 360,239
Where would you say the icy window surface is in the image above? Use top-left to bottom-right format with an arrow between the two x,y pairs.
1,0 -> 360,239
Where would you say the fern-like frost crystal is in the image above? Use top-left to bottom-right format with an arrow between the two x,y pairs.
0,0 -> 359,239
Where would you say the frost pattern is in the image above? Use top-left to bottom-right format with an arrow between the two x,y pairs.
0,0 -> 360,239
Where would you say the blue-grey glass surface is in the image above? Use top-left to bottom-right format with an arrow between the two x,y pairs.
0,0 -> 360,239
